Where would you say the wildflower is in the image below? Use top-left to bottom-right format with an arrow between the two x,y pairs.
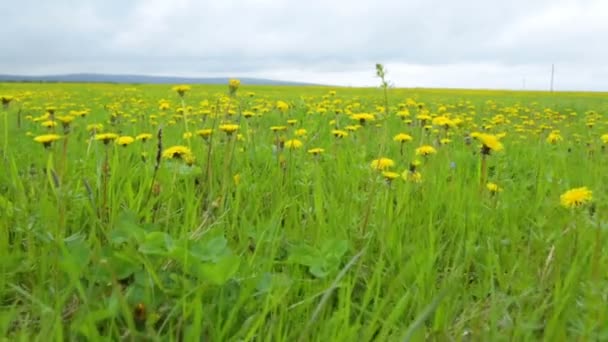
370,157 -> 395,171
87,123 -> 104,133
402,170 -> 422,183
394,133 -> 413,143
287,119 -> 298,125
471,132 -> 503,154
233,173 -> 241,185
308,148 -> 325,155
382,171 -> 400,182
33,134 -> 61,148
172,85 -> 191,97
332,130 -> 349,138
196,129 -> 213,139
41,120 -> 57,128
345,125 -> 361,132
95,133 -> 119,145
415,145 -> 437,156
560,187 -> 593,208
219,124 -> 239,135
116,136 -> 135,147
162,145 -> 193,160
270,126 -> 287,132
159,101 -> 171,110
351,113 -> 375,125
136,133 -> 153,142
600,134 -> 608,144
243,111 -> 255,118
276,101 -> 289,112
183,132 -> 193,140
285,139 -> 303,149
295,129 -> 307,137
440,138 -> 452,145
486,182 -> 502,194
546,131 -> 563,144
228,79 -> 240,95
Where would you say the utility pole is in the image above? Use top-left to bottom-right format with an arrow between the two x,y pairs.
550,64 -> 555,92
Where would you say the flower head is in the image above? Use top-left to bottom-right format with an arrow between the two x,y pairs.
196,129 -> 213,139
285,139 -> 303,149
34,134 -> 61,148
228,79 -> 240,95
560,187 -> 593,208
486,182 -> 502,194
136,133 -> 153,142
394,133 -> 413,143
219,124 -> 239,135
116,136 -> 135,147
172,85 -> 191,97
162,145 -> 194,163
382,171 -> 400,182
370,157 -> 395,171
415,145 -> 437,156
95,133 -> 119,145
308,148 -> 325,156
471,132 -> 504,154
351,113 -> 375,125
332,129 -> 349,138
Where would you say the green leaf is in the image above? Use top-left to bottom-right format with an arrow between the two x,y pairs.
189,236 -> 229,263
138,232 -> 172,256
197,255 -> 240,285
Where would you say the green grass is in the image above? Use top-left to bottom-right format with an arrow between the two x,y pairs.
0,82 -> 607,340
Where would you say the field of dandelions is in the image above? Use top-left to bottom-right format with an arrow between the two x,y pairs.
1,77 -> 607,340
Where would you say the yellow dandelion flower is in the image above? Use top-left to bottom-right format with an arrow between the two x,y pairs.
295,128 -> 307,137
219,124 -> 239,135
183,132 -> 193,140
41,120 -> 57,128
415,145 -> 437,156
394,133 -> 413,143
486,182 -> 502,193
287,119 -> 298,125
382,171 -> 400,181
402,170 -> 423,183
308,148 -> 325,155
547,131 -> 563,144
601,134 -> 608,144
276,101 -> 289,112
196,129 -> 213,139
162,145 -> 193,160
332,130 -> 349,138
116,136 -> 135,147
560,187 -> 592,208
285,139 -> 303,149
136,133 -> 153,142
370,157 -> 395,171
33,134 -> 61,148
270,126 -> 287,132
471,132 -> 504,154
345,125 -> 361,132
351,113 -> 375,125
172,85 -> 192,97
95,133 -> 119,144
228,79 -> 240,94
87,123 -> 104,133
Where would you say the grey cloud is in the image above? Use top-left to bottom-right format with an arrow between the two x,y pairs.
0,0 -> 606,89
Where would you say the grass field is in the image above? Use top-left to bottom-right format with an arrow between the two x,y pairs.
1,81 -> 607,340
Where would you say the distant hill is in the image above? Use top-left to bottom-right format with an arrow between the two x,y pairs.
0,73 -> 319,86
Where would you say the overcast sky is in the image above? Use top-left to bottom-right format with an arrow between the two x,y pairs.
1,0 -> 606,90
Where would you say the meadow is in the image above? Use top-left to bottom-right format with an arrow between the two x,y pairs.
0,80 -> 607,340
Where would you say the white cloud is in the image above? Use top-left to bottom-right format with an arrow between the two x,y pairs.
1,0 -> 607,90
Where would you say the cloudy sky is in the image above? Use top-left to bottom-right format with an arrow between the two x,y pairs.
1,0 -> 606,90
